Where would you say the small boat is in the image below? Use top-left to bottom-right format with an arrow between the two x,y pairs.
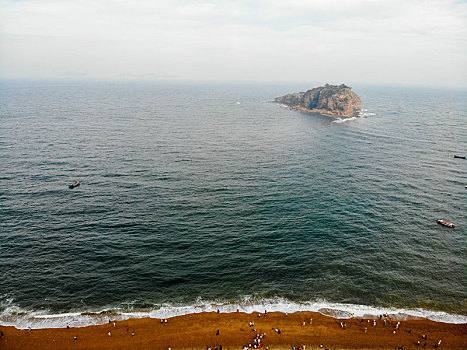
453,155 -> 466,159
69,181 -> 80,189
437,219 -> 454,228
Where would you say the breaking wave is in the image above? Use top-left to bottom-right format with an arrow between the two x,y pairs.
331,109 -> 375,123
333,117 -> 357,123
358,108 -> 376,117
1,297 -> 466,329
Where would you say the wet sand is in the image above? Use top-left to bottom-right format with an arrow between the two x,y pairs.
0,311 -> 466,349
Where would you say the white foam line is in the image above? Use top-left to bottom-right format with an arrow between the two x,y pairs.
34,312 -> 83,319
1,298 -> 466,329
333,117 -> 357,123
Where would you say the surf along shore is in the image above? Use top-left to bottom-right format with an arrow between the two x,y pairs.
1,311 -> 465,349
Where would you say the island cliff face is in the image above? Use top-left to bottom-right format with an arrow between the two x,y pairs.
274,84 -> 361,118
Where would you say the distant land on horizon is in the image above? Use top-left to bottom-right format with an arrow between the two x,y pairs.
1,78 -> 466,91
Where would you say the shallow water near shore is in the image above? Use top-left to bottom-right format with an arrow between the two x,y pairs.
0,80 -> 466,329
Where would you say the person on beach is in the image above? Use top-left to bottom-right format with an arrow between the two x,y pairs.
113,321 -> 116,327
66,323 -> 70,329
74,336 -> 77,342
131,331 -> 135,337
108,331 -> 111,337
165,319 -> 168,324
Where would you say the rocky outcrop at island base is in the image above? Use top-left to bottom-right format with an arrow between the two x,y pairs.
275,84 -> 361,118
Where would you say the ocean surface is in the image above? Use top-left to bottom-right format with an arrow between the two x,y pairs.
0,80 -> 466,328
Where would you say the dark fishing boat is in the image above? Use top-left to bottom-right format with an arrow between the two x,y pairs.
437,219 -> 454,228
69,181 -> 80,189
453,155 -> 466,159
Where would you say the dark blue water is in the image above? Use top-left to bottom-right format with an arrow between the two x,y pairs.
0,80 -> 466,326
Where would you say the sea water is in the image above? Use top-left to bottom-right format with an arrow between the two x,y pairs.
0,80 -> 466,328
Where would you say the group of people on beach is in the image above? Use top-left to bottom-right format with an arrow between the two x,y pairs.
243,329 -> 267,350
45,312 -> 444,349
356,317 -> 443,348
244,313 -> 270,350
67,320 -> 137,343
206,345 -> 222,350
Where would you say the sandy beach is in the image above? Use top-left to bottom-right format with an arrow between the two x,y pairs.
1,311 -> 465,349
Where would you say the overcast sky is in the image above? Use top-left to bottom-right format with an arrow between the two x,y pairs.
0,0 -> 466,87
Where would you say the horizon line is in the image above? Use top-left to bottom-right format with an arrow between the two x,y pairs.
0,77 -> 466,90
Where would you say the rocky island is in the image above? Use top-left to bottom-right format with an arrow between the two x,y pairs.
275,84 -> 361,118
